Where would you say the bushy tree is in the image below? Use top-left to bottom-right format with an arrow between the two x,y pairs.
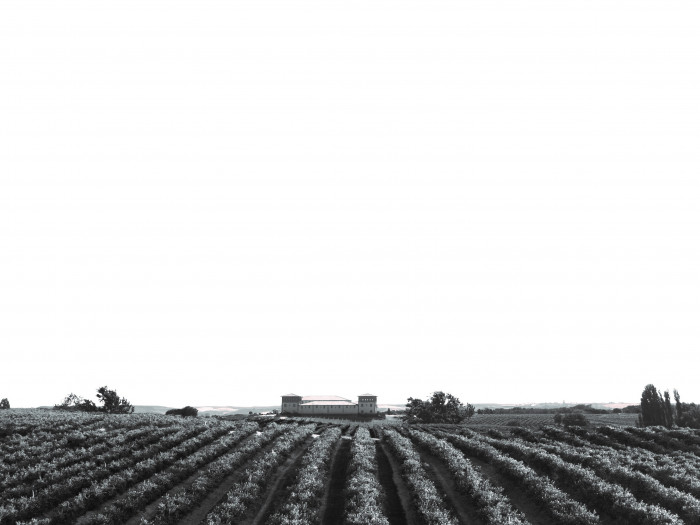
405,391 -> 474,424
96,386 -> 134,414
672,390 -> 700,429
680,406 -> 700,429
54,393 -> 98,412
554,412 -> 588,427
639,384 -> 672,428
166,406 -> 198,417
0,398 -> 9,409
460,402 -> 476,420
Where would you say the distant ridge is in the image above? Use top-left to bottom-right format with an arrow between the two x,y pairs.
35,401 -> 635,414
132,405 -> 174,414
471,402 -> 636,410
134,405 -> 280,415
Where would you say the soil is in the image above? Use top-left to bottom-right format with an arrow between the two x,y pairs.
375,439 -> 418,525
454,441 -> 615,525
71,427 -> 226,525
241,434 -> 318,525
417,450 -> 485,525
320,429 -> 353,525
114,431 -> 263,525
461,453 -> 554,525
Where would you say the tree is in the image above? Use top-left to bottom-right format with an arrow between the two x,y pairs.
54,393 -> 98,412
556,413 -> 588,427
0,398 -> 9,409
166,406 -> 198,417
663,390 -> 674,428
55,387 -> 134,414
405,391 -> 474,424
639,384 -> 667,427
96,386 -> 134,414
674,389 -> 683,422
672,390 -> 700,429
679,405 -> 700,429
622,404 -> 641,414
639,384 -> 675,429
460,403 -> 476,420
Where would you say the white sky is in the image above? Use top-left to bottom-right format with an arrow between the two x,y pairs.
1,1 -> 699,408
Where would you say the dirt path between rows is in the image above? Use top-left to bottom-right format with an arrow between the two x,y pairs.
375,438 -> 418,525
320,431 -> 353,525
117,431 -> 260,525
244,434 -> 319,525
417,449 -> 485,525
67,427 -> 213,525
459,450 -> 558,525
472,447 -> 616,525
178,433 -> 316,525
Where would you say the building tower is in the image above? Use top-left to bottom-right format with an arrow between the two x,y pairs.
358,393 -> 377,414
281,394 -> 302,414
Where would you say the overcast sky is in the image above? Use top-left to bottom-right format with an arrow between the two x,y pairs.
2,1 -> 699,408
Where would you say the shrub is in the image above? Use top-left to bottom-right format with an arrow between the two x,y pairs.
562,413 -> 588,427
166,406 -> 199,417
54,393 -> 98,412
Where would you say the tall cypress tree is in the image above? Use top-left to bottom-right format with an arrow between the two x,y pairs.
674,389 -> 683,423
640,384 -> 666,427
663,390 -> 674,428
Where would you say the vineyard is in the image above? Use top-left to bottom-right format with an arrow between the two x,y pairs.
2,410 -> 700,524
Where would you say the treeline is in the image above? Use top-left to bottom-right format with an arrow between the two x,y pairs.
639,384 -> 700,429
54,386 -> 134,414
477,404 -> 640,415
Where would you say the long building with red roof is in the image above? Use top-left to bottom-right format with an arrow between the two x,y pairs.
281,393 -> 377,415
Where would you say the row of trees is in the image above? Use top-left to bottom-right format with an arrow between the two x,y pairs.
478,404 -> 618,416
54,386 -> 134,414
639,384 -> 700,429
405,387 -> 700,429
405,391 -> 475,424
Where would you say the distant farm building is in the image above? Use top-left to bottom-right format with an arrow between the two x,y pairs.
281,394 -> 377,416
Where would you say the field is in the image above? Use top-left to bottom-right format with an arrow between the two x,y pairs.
2,410 -> 700,524
465,412 -> 640,428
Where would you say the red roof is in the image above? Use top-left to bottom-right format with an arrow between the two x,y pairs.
301,395 -> 351,402
301,400 -> 358,406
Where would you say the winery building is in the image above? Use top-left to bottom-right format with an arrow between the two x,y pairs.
281,394 -> 377,416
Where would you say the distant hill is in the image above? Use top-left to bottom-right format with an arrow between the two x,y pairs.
134,405 -> 280,416
39,401 -> 635,415
195,406 -> 280,416
472,402 -> 636,411
378,403 -> 406,412
133,406 -> 175,414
